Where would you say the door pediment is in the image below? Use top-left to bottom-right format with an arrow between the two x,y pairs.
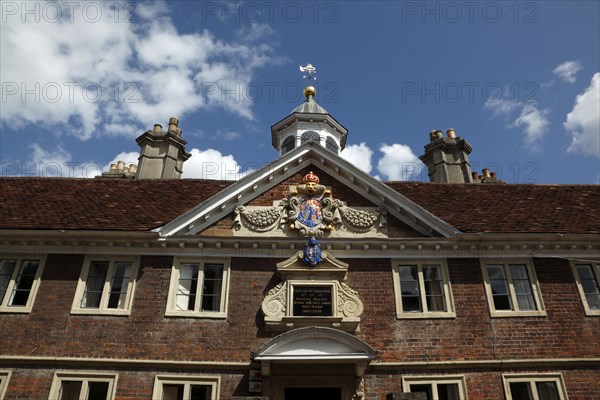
252,327 -> 377,361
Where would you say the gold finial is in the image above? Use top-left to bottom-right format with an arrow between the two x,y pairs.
299,63 -> 317,98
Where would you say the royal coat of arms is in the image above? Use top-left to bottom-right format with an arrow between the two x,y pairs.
233,171 -> 387,238
287,171 -> 336,237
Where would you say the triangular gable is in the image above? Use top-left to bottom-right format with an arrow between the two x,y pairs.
156,142 -> 460,238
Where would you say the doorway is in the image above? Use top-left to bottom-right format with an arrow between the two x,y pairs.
284,387 -> 342,400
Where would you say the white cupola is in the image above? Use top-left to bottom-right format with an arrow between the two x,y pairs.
271,65 -> 348,156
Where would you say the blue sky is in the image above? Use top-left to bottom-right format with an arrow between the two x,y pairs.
1,0 -> 599,183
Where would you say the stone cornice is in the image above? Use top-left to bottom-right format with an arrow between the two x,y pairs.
1,230 -> 598,260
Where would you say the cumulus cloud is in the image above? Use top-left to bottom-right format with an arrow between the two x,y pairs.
376,144 -> 422,181
23,144 -> 101,178
182,148 -> 253,180
484,99 -> 550,150
565,73 -> 600,158
340,142 -> 373,174
514,104 -> 550,148
0,0 -> 278,140
553,61 -> 583,83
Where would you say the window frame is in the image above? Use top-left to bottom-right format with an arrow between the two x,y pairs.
71,256 -> 139,316
481,259 -> 546,317
570,260 -> 600,316
165,258 -> 230,318
502,373 -> 568,400
402,375 -> 468,400
0,370 -> 12,399
0,255 -> 46,313
391,259 -> 455,319
48,371 -> 118,400
152,375 -> 220,400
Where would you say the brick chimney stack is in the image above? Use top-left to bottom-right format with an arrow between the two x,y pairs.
135,117 -> 191,179
419,129 -> 473,183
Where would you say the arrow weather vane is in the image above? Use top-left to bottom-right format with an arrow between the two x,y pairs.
299,63 -> 317,86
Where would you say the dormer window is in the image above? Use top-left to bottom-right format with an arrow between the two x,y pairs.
281,136 -> 295,155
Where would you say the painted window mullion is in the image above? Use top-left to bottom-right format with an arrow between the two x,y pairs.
99,262 -> 115,310
417,265 -> 428,312
79,380 -> 88,400
1,260 -> 19,307
432,383 -> 439,400
194,264 -> 204,313
505,264 -> 520,311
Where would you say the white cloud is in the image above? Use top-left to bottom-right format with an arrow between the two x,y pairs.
484,99 -> 550,149
0,0 -> 278,140
513,104 -> 550,148
25,144 -> 101,178
483,98 -> 520,118
553,61 -> 583,83
182,148 -> 253,180
565,73 -> 600,158
340,142 -> 373,174
376,144 -> 422,181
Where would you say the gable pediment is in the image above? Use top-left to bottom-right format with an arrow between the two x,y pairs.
156,143 -> 459,238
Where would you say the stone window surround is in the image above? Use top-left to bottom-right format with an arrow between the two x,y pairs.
165,257 -> 230,318
0,370 -> 11,399
570,260 -> 600,316
401,375 -> 468,400
391,259 -> 456,319
502,373 -> 568,400
71,256 -> 139,316
0,254 -> 46,313
152,374 -> 220,400
480,258 -> 547,317
48,371 -> 118,400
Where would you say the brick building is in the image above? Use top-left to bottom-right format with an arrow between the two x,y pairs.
1,84 -> 599,400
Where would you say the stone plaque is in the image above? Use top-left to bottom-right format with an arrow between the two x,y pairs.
293,286 -> 333,316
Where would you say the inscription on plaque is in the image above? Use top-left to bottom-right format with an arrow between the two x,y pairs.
293,286 -> 333,316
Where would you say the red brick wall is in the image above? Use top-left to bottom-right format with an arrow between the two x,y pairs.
364,368 -> 600,400
1,254 -> 599,398
3,367 -> 599,399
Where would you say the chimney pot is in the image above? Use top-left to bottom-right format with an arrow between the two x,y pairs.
429,130 -> 437,142
482,168 -> 491,178
176,128 -> 182,137
123,166 -> 129,173
472,172 -> 479,180
446,129 -> 456,139
435,130 -> 443,139
109,163 -> 117,171
153,124 -> 162,133
490,171 -> 497,179
168,117 -> 179,133
129,164 -> 137,173
117,160 -> 125,170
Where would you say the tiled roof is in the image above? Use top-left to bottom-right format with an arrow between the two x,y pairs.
388,182 -> 600,234
1,178 -> 599,234
0,178 -> 232,231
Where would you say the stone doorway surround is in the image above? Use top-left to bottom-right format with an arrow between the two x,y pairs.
252,327 -> 377,400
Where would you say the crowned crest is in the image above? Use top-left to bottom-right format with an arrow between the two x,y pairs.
303,236 -> 322,267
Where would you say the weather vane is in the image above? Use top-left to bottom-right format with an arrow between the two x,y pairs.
299,63 -> 317,86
